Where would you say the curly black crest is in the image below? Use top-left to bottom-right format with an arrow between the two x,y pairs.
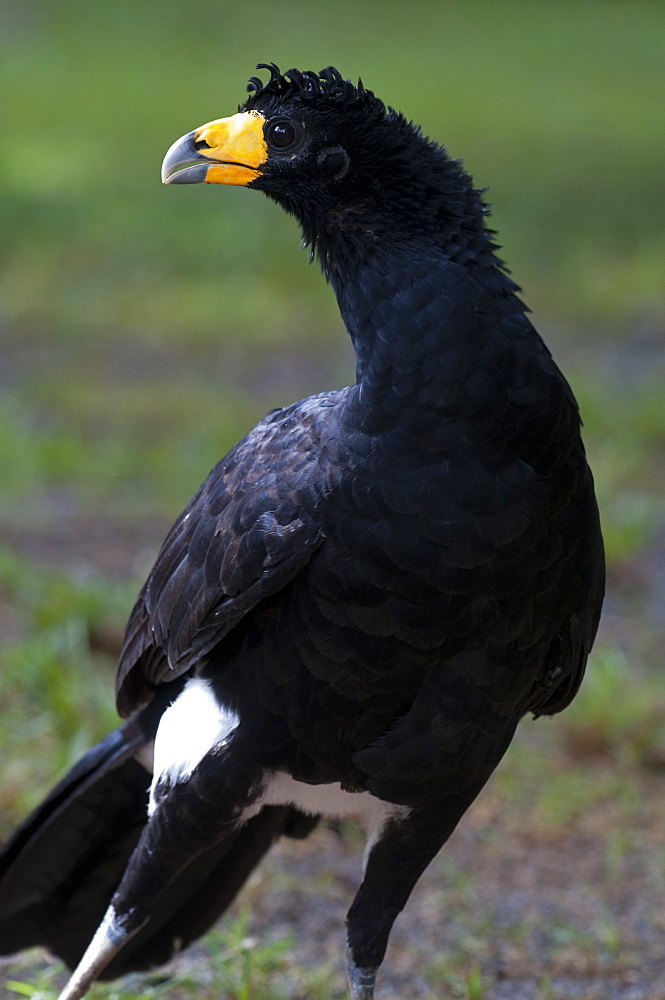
242,63 -> 382,113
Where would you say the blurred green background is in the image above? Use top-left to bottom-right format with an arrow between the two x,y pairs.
1,0 -> 664,936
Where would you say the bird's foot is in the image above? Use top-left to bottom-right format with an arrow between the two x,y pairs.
344,944 -> 377,1000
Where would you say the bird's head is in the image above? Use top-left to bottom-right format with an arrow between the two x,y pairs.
162,63 -> 489,276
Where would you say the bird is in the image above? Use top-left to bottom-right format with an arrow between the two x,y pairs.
0,63 -> 604,1000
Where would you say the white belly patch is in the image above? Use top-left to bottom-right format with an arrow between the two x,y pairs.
262,772 -> 376,820
261,772 -> 410,869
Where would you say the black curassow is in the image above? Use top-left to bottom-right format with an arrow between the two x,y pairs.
0,64 -> 604,1000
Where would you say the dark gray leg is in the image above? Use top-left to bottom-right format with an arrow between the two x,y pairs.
345,791 -> 487,1000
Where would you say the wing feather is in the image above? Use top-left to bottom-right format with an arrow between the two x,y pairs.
115,393 -> 342,717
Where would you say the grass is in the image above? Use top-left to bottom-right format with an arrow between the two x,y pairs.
558,645 -> 665,767
1,913 -> 332,1000
0,545 -> 124,822
1,2 -> 664,997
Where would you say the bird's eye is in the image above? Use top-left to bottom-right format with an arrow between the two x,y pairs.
265,119 -> 301,151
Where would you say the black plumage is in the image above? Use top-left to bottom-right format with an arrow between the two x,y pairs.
0,64 -> 604,1000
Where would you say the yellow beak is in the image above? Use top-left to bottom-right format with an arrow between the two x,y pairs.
161,111 -> 268,186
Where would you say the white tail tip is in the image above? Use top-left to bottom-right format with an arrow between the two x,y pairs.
58,905 -> 145,1000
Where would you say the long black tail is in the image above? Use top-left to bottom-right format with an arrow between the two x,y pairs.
0,683 -> 317,979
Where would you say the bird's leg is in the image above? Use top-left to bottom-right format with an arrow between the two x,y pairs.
57,741 -> 264,1000
345,799 -> 484,1000
344,942 -> 377,1000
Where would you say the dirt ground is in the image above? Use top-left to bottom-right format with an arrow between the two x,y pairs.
245,765 -> 665,1000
